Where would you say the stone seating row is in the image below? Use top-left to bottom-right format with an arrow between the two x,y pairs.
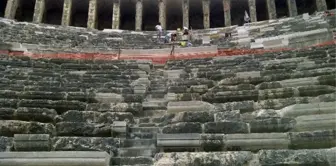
157,129 -> 335,151
154,147 -> 336,166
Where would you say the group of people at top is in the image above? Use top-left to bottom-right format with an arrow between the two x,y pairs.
155,23 -> 192,47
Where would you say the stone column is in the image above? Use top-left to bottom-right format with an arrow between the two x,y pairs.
112,0 -> 120,29
135,0 -> 143,31
33,0 -> 46,23
158,0 -> 166,29
62,0 -> 72,26
223,0 -> 231,26
182,0 -> 189,28
286,0 -> 298,17
315,0 -> 327,11
87,0 -> 97,29
266,0 -> 276,19
202,0 -> 210,29
4,0 -> 19,19
248,0 -> 257,22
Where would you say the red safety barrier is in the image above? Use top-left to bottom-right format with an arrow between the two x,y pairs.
1,40 -> 335,64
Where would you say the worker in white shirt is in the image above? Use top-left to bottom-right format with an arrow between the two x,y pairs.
155,23 -> 163,42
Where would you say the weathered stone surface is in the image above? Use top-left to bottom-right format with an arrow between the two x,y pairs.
277,102 -> 336,118
167,101 -> 217,113
18,100 -> 87,113
214,110 -> 241,122
154,151 -> 254,166
171,111 -> 214,123
97,112 -> 134,123
214,101 -> 255,113
293,113 -> 336,132
0,120 -> 55,137
60,110 -> 98,123
200,134 -> 224,151
249,117 -> 295,133
52,137 -> 120,155
14,134 -> 50,151
167,93 -> 202,101
289,130 -> 336,149
258,149 -> 332,166
225,133 -> 290,151
0,137 -> 12,152
162,122 -> 202,134
204,122 -> 249,134
16,107 -> 58,123
0,151 -> 111,166
56,122 -> 111,137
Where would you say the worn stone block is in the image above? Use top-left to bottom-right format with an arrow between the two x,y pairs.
0,137 -> 12,152
167,101 -> 216,113
14,134 -> 50,151
171,111 -> 214,123
289,130 -> 336,149
225,133 -> 289,151
52,137 -> 120,155
56,122 -> 111,137
204,122 -> 249,134
0,151 -> 110,166
200,134 -> 224,151
249,117 -> 295,133
157,133 -> 200,147
214,110 -> 241,122
293,113 -> 336,132
0,120 -> 55,137
162,122 -> 202,134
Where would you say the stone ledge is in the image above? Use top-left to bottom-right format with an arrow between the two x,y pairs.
0,151 -> 110,166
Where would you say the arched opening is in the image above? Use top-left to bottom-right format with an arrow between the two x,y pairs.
97,0 -> 113,30
275,0 -> 289,18
327,0 -> 335,10
15,0 -> 35,22
71,0 -> 89,27
296,0 -> 316,15
166,0 -> 183,30
143,0 -> 159,30
44,0 -> 63,25
120,0 -> 136,30
189,0 -> 203,29
231,0 -> 249,26
256,0 -> 268,21
0,0 -> 7,17
210,0 -> 224,28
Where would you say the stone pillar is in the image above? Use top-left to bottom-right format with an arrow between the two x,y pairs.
4,0 -> 19,19
286,0 -> 298,17
112,0 -> 120,29
158,0 -> 166,29
182,0 -> 189,28
315,0 -> 327,11
62,0 -> 72,26
266,0 -> 276,19
87,0 -> 97,29
33,0 -> 46,23
135,0 -> 143,31
202,0 -> 210,29
223,0 -> 231,26
248,0 -> 257,22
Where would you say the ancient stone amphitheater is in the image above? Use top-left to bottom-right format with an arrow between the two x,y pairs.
0,0 -> 336,165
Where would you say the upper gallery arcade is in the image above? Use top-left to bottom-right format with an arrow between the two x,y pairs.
0,0 -> 335,31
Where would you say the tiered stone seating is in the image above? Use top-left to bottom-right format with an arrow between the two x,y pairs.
1,43 -> 335,166
0,9 -> 335,166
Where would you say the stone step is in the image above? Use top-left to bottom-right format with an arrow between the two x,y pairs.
129,132 -> 156,139
122,139 -> 156,147
142,109 -> 167,117
118,147 -> 157,157
139,123 -> 157,127
142,100 -> 168,110
130,127 -> 160,133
